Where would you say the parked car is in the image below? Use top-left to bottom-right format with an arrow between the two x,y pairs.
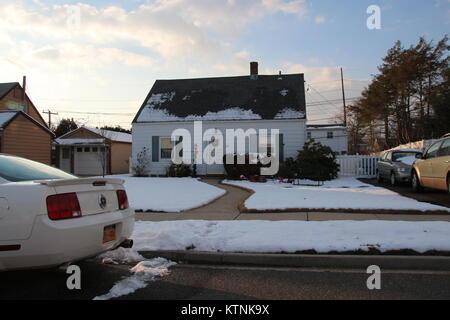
0,154 -> 135,271
377,149 -> 423,186
412,135 -> 450,194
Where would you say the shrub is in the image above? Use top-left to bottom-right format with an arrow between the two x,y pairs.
223,154 -> 263,180
277,157 -> 298,179
166,163 -> 192,177
133,147 -> 150,177
295,140 -> 339,181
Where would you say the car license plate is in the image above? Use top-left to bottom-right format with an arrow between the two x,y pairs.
103,225 -> 116,243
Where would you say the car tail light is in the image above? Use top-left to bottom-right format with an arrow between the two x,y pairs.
117,190 -> 129,210
46,193 -> 82,220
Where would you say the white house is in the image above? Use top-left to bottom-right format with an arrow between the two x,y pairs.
306,125 -> 348,155
132,62 -> 308,176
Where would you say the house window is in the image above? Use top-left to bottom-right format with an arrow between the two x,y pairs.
77,147 -> 83,152
62,148 -> 70,159
307,132 -> 312,140
84,147 -> 91,152
160,137 -> 174,159
92,147 -> 98,153
327,132 -> 333,139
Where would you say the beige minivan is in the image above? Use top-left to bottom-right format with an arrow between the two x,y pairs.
411,134 -> 450,194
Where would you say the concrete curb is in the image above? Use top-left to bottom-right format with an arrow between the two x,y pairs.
139,251 -> 450,271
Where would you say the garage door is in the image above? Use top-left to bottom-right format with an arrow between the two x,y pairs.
74,146 -> 108,176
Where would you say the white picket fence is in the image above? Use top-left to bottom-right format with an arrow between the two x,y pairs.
336,155 -> 380,178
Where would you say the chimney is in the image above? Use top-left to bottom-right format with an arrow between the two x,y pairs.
250,61 -> 258,80
22,76 -> 26,100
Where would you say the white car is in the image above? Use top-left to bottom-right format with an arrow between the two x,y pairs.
0,154 -> 135,271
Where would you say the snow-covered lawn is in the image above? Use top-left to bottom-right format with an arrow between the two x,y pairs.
223,177 -> 450,213
107,175 -> 226,212
132,220 -> 450,254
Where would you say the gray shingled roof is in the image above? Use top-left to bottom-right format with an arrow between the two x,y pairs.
0,82 -> 19,100
133,74 -> 306,123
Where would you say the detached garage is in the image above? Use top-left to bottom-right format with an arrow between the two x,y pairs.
54,127 -> 132,176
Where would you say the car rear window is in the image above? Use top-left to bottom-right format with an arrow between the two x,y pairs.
0,155 -> 76,182
392,152 -> 420,161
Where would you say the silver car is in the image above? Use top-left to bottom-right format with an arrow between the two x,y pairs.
377,149 -> 423,186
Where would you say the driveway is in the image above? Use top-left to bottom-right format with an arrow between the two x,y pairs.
360,178 -> 450,209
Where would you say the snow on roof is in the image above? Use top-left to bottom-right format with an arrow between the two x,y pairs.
134,74 -> 307,123
86,128 -> 132,143
0,111 -> 18,128
54,138 -> 105,145
138,106 -> 264,122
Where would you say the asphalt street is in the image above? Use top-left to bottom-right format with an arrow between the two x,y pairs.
1,259 -> 450,300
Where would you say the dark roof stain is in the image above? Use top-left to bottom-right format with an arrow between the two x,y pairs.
133,74 -> 306,123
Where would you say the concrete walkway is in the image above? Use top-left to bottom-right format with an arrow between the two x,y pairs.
135,178 -> 450,222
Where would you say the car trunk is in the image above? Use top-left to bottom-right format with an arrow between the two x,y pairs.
40,178 -> 125,216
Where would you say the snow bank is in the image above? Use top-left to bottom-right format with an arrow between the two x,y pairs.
94,257 -> 176,300
132,220 -> 450,254
224,178 -> 450,212
107,175 -> 226,212
97,248 -> 145,265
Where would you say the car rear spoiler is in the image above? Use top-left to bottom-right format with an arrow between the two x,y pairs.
38,177 -> 125,187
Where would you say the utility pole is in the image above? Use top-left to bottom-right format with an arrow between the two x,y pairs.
42,109 -> 58,128
340,67 -> 347,127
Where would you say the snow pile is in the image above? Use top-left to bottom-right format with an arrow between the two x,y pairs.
397,156 -> 417,166
132,220 -> 450,253
93,257 -> 176,300
97,247 -> 145,265
107,175 -> 226,212
223,178 -> 450,212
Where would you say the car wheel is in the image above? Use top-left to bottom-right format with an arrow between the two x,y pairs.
412,171 -> 422,193
390,172 -> 396,186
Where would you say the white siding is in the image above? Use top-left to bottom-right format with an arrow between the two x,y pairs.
132,119 -> 306,175
307,127 -> 348,154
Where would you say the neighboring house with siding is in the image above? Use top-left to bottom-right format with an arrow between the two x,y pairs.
0,82 -> 54,164
53,127 -> 132,176
306,125 -> 348,155
132,62 -> 307,176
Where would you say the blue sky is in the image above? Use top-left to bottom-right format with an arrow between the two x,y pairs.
0,0 -> 448,128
